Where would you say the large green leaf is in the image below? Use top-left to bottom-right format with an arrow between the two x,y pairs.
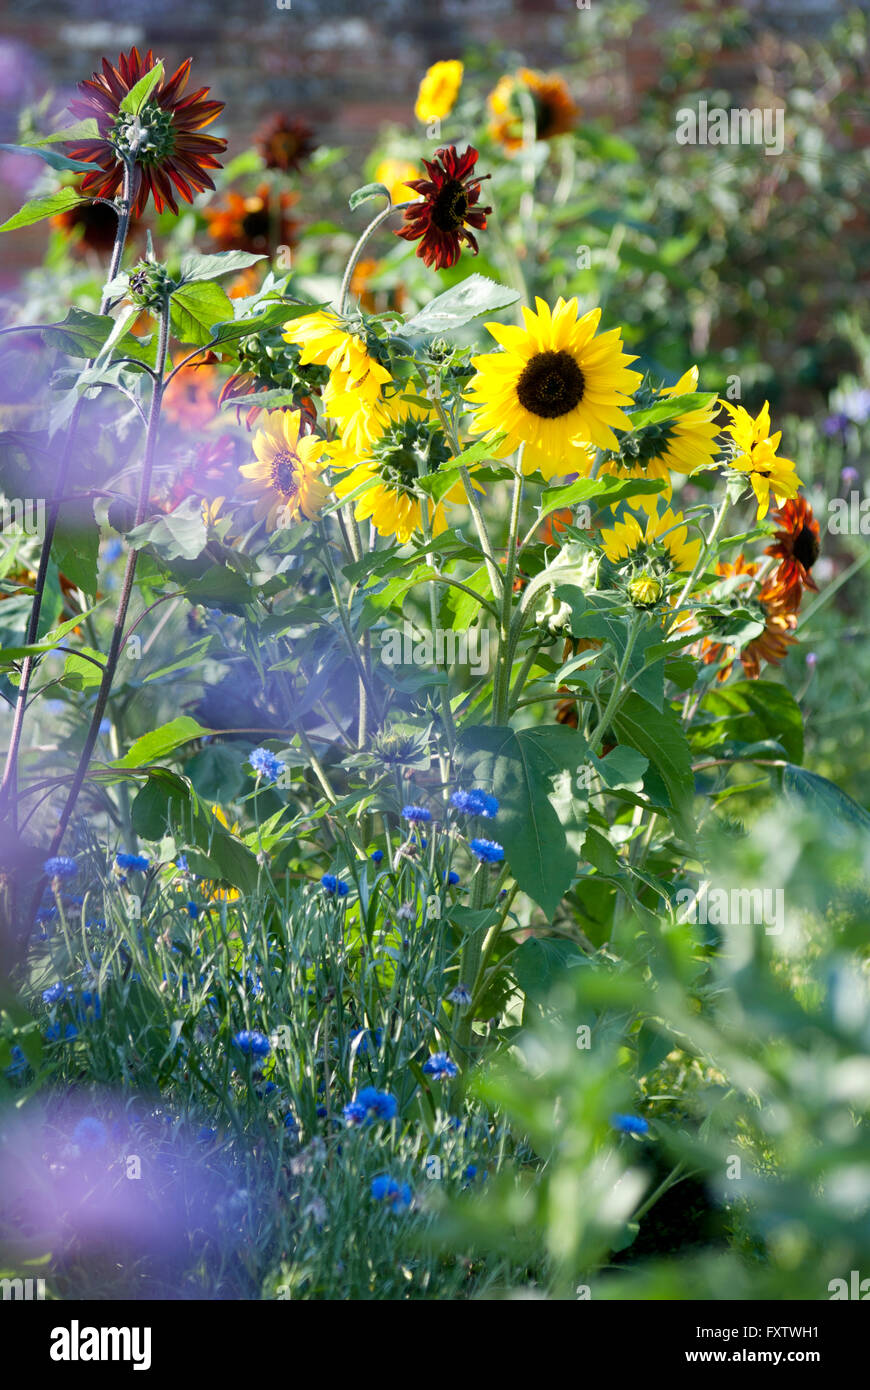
539,474 -> 665,524
113,716 -> 209,770
119,60 -> 164,115
782,765 -> 870,832
613,693 -> 695,837
556,589 -> 666,710
170,280 -> 235,345
177,250 -> 266,284
0,188 -> 85,234
698,680 -> 804,764
457,724 -> 590,915
130,769 -> 260,892
402,274 -> 520,336
52,498 -> 100,597
126,496 -> 208,562
0,142 -> 95,173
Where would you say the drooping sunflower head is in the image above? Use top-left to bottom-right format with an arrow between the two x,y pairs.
591,367 -> 722,499
698,557 -> 798,681
239,409 -> 331,530
414,60 -> 464,123
488,68 -> 579,151
600,504 -> 701,596
331,396 -> 471,545
467,297 -> 641,462
283,311 -> 393,447
722,401 -> 803,518
66,47 -> 227,217
395,145 -> 492,271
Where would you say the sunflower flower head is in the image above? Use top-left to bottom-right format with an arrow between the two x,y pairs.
722,401 -> 802,519
698,555 -> 798,681
588,367 -> 721,502
66,47 -> 227,217
283,311 -> 392,447
763,495 -> 820,610
330,395 -> 463,545
488,68 -> 579,152
239,409 -> 331,530
601,504 -> 701,591
374,157 -> 420,204
394,145 -> 491,271
467,297 -> 641,465
254,113 -> 315,172
414,60 -> 464,124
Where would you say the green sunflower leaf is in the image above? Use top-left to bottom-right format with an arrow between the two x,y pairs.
0,188 -> 85,234
348,182 -> 391,211
402,274 -> 520,336
0,142 -> 95,173
119,60 -> 165,116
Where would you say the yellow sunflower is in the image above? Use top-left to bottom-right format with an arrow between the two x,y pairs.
283,310 -> 392,448
374,157 -> 420,204
207,804 -> 242,903
581,366 -> 721,503
600,504 -> 701,576
414,60 -> 464,123
239,409 -> 331,530
330,395 -> 477,545
722,401 -> 802,519
466,297 -> 641,462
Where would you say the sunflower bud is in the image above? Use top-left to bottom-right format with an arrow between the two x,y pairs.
535,590 -> 573,636
627,573 -> 664,608
127,259 -> 175,310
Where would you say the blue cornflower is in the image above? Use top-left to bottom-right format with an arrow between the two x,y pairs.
321,874 -> 350,896
350,1027 -> 383,1055
104,539 -> 123,562
343,1086 -> 398,1126
401,805 -> 431,823
116,852 -> 149,872
45,1022 -> 77,1043
463,1164 -> 478,1182
445,870 -> 460,886
186,901 -> 199,919
232,1029 -> 271,1058
5,1046 -> 27,1078
42,982 -> 69,1006
77,990 -> 101,1020
249,746 -> 285,785
284,1112 -> 298,1131
43,856 -> 77,879
469,838 -> 504,864
72,1116 -> 108,1152
370,850 -> 384,865
450,788 -> 499,818
447,984 -> 472,1005
422,1051 -> 458,1080
371,1174 -> 412,1210
176,854 -> 189,872
611,1113 -> 649,1136
197,1126 -> 217,1144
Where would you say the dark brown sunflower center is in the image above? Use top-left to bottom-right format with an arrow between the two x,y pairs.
516,350 -> 585,419
431,179 -> 469,232
271,449 -> 300,499
241,207 -> 270,242
792,524 -> 820,570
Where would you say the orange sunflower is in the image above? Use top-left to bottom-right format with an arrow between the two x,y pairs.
204,183 -> 298,255
764,496 -> 820,611
699,555 -> 797,681
488,68 -> 579,152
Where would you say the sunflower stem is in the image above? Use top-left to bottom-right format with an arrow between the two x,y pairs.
0,160 -> 134,826
493,464 -> 524,725
46,287 -> 171,859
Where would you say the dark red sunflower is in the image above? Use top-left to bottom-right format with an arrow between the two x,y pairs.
65,47 -> 227,218
203,183 -> 298,255
51,196 -> 123,255
764,495 -> 820,612
254,113 -> 315,173
394,145 -> 491,271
